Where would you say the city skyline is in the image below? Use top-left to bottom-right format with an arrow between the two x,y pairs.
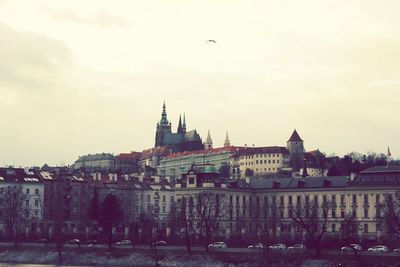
1,0 -> 399,166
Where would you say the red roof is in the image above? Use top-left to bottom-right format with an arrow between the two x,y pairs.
140,146 -> 170,159
116,152 -> 142,160
164,146 -> 245,160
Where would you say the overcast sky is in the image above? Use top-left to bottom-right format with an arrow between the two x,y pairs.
1,0 -> 399,167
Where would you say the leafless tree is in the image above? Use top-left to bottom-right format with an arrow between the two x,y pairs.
257,196 -> 281,267
340,214 -> 360,260
190,192 -> 227,251
290,196 -> 330,258
0,185 -> 30,247
382,193 -> 400,237
168,198 -> 193,253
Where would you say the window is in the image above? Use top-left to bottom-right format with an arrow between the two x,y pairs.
341,210 -> 345,218
35,199 -> 39,207
332,209 -> 336,218
364,208 -> 369,218
364,194 -> 369,204
171,196 -> 174,202
162,206 -> 166,213
35,188 -> 39,195
314,195 -> 318,204
352,194 -> 357,204
341,194 -> 345,204
147,195 -> 151,202
288,195 -> 292,205
243,196 -> 246,205
332,194 -> 336,204
352,209 -> 357,218
189,177 -> 194,184
280,196 -> 284,205
332,224 -> 336,232
376,194 -> 380,203
25,199 -> 29,206
296,195 -> 301,204
162,195 -> 166,202
26,188 -> 30,195
364,224 -> 368,233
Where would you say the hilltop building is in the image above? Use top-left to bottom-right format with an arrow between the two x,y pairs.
154,102 -> 204,153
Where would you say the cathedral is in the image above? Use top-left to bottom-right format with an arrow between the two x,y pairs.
155,102 -> 204,153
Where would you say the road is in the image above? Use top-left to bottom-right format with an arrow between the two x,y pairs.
0,242 -> 400,258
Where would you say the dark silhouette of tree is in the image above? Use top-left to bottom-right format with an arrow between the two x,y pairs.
382,194 -> 400,237
168,197 -> 193,253
340,214 -> 360,260
290,197 -> 330,258
191,192 -> 227,251
101,193 -> 123,251
88,188 -> 100,222
0,185 -> 29,247
219,164 -> 230,178
258,196 -> 281,267
245,168 -> 254,177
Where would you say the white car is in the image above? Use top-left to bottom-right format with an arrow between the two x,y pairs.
115,240 -> 132,246
208,241 -> 227,248
248,243 -> 264,249
368,245 -> 389,252
269,243 -> 286,250
288,244 -> 306,250
341,244 -> 362,252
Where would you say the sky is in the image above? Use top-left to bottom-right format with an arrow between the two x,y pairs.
0,0 -> 399,167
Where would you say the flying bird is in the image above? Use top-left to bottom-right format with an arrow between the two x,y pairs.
205,40 -> 217,44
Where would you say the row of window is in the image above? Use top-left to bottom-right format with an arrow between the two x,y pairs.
242,154 -> 283,160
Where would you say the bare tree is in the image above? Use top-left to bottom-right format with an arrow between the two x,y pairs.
258,196 -> 281,267
168,198 -> 193,253
340,214 -> 360,259
0,185 -> 30,247
382,193 -> 400,237
190,192 -> 227,251
290,196 -> 330,258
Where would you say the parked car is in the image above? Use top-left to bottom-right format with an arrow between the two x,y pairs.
248,243 -> 264,249
86,239 -> 98,247
114,240 -> 133,246
152,240 -> 167,246
269,243 -> 286,250
393,248 -> 400,253
288,244 -> 306,250
368,245 -> 389,252
66,239 -> 80,244
341,244 -> 362,252
208,241 -> 227,248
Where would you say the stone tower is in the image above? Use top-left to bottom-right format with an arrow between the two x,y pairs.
155,101 -> 172,147
287,129 -> 304,171
204,130 -> 213,150
224,131 -> 230,147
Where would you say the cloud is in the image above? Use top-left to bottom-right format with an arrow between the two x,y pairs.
0,23 -> 71,95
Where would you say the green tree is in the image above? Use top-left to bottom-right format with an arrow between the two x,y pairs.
219,164 -> 230,178
101,193 -> 123,251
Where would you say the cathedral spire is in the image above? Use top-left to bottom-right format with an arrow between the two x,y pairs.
224,131 -> 230,147
182,113 -> 186,133
160,101 -> 168,125
204,130 -> 213,150
177,114 -> 183,133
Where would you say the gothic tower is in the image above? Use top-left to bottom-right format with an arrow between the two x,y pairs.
155,102 -> 172,147
204,130 -> 213,150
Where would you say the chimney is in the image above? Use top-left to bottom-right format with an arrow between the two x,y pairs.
153,176 -> 160,183
124,174 -> 129,181
92,173 -> 96,181
350,172 -> 357,181
108,173 -> 113,181
245,176 -> 250,184
138,175 -> 144,182
114,173 -> 118,181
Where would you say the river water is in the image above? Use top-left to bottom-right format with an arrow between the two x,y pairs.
0,265 -> 86,267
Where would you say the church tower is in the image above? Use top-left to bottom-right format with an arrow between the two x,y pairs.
155,102 -> 172,147
224,131 -> 231,147
177,115 -> 183,134
287,129 -> 305,171
204,130 -> 213,150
